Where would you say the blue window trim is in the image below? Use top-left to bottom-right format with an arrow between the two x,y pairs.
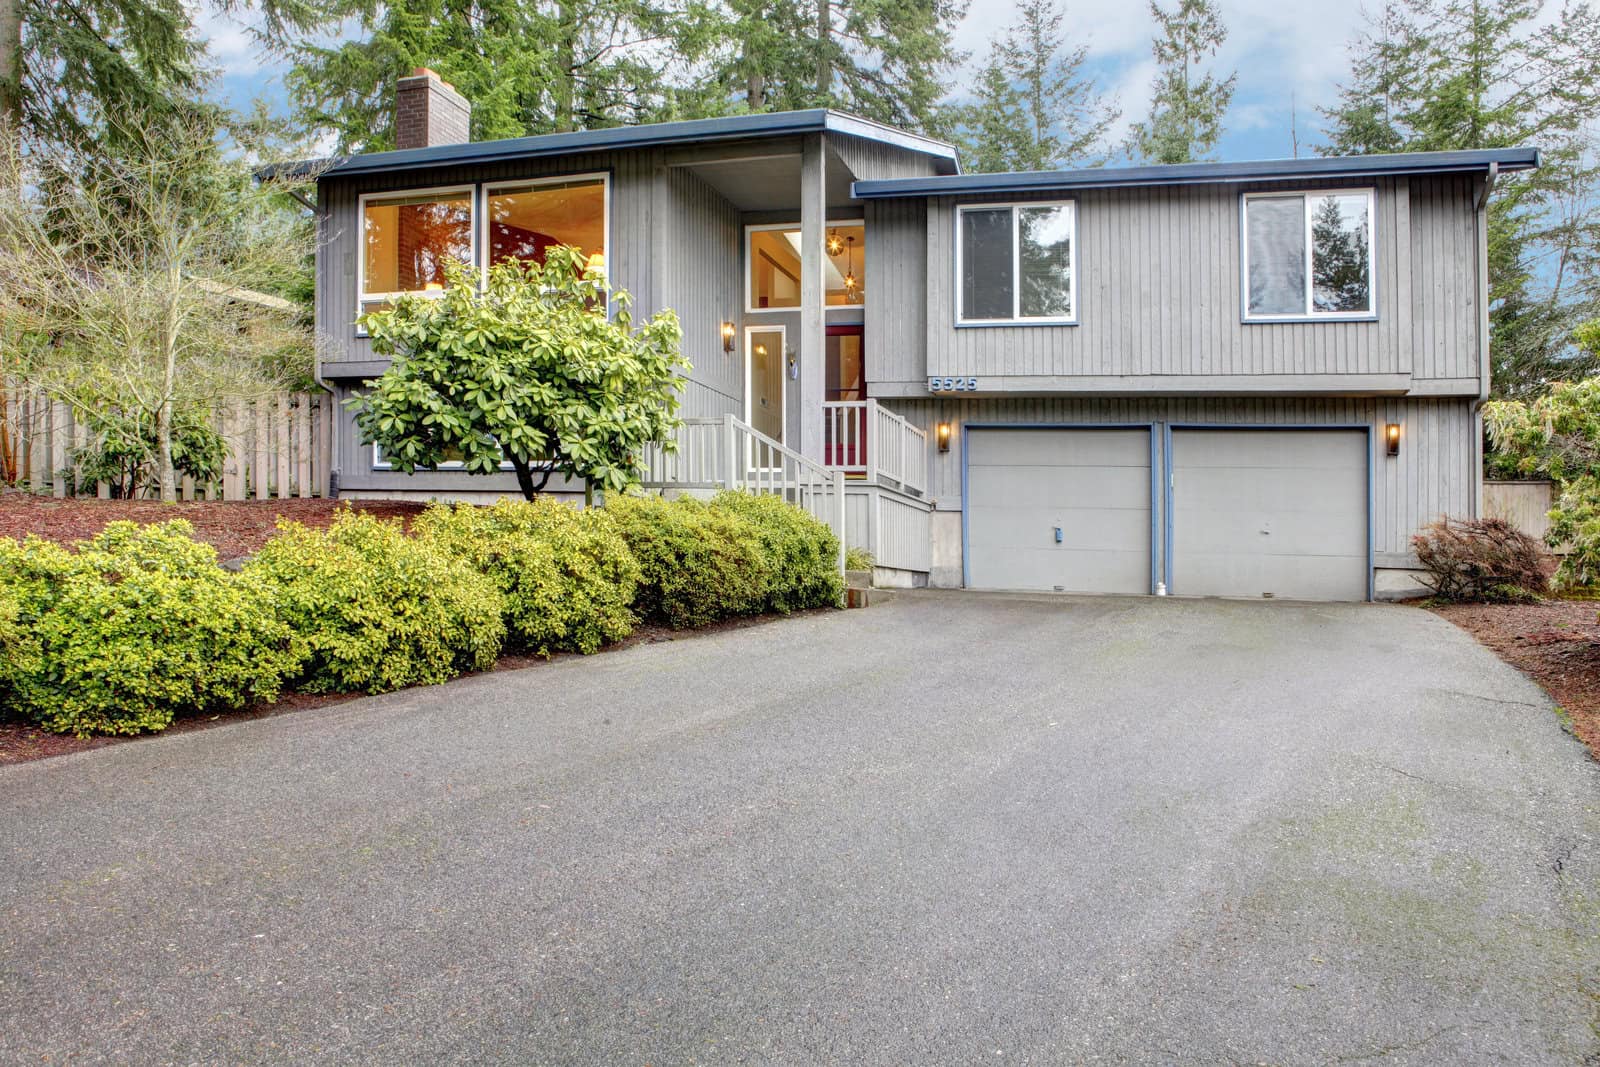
1162,423 -> 1375,602
960,422 -> 1160,595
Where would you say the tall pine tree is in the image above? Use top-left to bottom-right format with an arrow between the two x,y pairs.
1127,0 -> 1235,165
949,0 -> 1118,172
1322,0 -> 1600,397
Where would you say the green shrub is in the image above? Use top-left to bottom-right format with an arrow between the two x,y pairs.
844,546 -> 874,572
0,522 -> 298,736
415,499 -> 639,656
606,494 -> 769,628
711,491 -> 844,612
0,586 -> 38,719
245,511 -> 504,694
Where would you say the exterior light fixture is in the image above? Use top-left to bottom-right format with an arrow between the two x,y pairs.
720,321 -> 736,353
936,421 -> 953,452
1385,422 -> 1401,456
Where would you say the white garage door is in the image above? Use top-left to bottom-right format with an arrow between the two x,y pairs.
966,428 -> 1152,594
1170,428 -> 1368,601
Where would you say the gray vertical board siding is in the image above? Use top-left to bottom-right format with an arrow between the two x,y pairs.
863,197 -> 926,387
1409,174 -> 1481,383
884,395 -> 1476,567
892,175 -> 1482,392
830,133 -> 948,182
663,166 -> 743,414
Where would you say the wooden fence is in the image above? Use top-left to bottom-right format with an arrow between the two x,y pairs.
1483,479 -> 1557,544
1,384 -> 335,501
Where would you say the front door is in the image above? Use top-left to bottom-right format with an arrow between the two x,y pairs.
824,325 -> 866,469
745,325 -> 786,454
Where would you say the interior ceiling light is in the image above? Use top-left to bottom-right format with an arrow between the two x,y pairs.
826,230 -> 844,256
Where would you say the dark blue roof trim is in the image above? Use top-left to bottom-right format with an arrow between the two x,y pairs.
850,147 -> 1540,199
259,109 -> 959,181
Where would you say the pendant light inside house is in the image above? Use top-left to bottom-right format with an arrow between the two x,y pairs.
843,235 -> 858,294
826,229 -> 844,256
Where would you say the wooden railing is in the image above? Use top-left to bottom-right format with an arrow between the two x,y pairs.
639,412 -> 847,576
1,382 -> 334,500
821,399 -> 927,496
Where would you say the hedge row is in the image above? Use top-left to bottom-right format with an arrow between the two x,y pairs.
0,492 -> 842,736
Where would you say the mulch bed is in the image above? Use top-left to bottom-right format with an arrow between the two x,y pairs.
0,492 -> 428,558
1432,598 -> 1600,759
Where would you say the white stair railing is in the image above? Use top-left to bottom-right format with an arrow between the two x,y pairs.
638,413 -> 847,577
865,400 -> 928,496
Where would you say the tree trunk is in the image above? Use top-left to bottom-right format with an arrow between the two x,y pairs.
816,0 -> 831,102
555,0 -> 576,132
511,456 -> 538,500
155,399 -> 176,502
0,0 -> 21,138
747,67 -> 766,110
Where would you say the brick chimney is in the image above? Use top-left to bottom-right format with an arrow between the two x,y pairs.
394,68 -> 471,150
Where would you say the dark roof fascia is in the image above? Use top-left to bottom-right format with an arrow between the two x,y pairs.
256,110 -> 959,183
849,147 -> 1541,199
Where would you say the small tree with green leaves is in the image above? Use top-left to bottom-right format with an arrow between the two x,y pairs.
351,246 -> 689,502
1485,324 -> 1600,586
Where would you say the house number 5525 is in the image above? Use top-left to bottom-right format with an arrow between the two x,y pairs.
929,376 -> 979,393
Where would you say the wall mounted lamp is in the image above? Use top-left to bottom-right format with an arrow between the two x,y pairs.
1384,422 -> 1401,457
720,321 -> 736,353
936,421 -> 953,453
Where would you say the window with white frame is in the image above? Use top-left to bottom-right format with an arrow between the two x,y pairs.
1243,189 -> 1375,319
359,187 -> 474,317
957,201 -> 1075,324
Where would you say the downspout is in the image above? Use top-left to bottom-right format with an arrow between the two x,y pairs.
1469,161 -> 1499,518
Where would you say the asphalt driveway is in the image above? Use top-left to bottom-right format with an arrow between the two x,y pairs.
3,592 -> 1599,1064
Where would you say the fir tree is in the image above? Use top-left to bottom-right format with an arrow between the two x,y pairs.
1127,0 -> 1235,165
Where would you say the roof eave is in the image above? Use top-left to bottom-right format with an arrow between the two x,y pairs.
850,148 -> 1541,199
257,109 -> 959,183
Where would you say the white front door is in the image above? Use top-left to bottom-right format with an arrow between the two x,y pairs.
744,325 -> 786,450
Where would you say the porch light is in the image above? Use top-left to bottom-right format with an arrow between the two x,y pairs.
937,421 -> 953,452
1385,422 -> 1401,456
720,320 -> 736,352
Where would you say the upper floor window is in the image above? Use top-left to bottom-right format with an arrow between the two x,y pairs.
957,202 -> 1076,325
1243,189 -> 1375,320
360,187 -> 473,316
747,222 -> 864,311
486,175 -> 608,279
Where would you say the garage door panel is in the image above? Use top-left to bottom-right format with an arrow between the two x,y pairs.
1171,429 -> 1367,601
968,465 -> 1152,510
968,428 -> 1150,467
967,428 -> 1151,594
1175,552 -> 1366,601
975,548 -> 1151,595
969,506 -> 1151,552
1174,467 -> 1367,514
1173,430 -> 1368,470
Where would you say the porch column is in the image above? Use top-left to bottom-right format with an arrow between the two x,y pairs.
798,133 -> 827,461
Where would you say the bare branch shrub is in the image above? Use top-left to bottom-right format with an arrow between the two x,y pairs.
1411,516 -> 1550,602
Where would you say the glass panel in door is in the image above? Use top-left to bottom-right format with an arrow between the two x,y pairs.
825,327 -> 866,470
746,327 -> 785,468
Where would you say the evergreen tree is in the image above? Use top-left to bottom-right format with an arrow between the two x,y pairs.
287,0 -> 715,151
949,0 -> 1118,172
1127,0 -> 1235,165
1322,0 -> 1600,397
708,0 -> 967,132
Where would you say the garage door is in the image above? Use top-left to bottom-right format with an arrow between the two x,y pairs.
966,428 -> 1152,594
1170,428 -> 1368,601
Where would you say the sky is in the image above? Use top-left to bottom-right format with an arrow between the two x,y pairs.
195,0 -> 1376,163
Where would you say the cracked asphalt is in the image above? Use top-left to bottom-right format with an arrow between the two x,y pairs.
3,591 -> 1600,1064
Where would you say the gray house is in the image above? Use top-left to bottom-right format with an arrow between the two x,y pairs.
289,68 -> 1539,602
